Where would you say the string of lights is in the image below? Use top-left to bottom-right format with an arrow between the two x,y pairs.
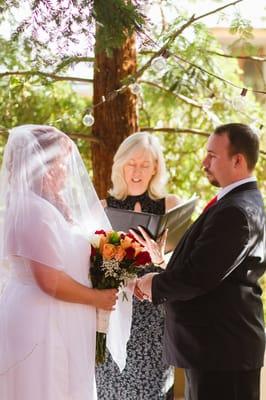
82,15 -> 265,132
82,52 -> 265,133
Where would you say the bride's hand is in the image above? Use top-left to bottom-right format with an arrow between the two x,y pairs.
93,288 -> 118,311
129,227 -> 167,267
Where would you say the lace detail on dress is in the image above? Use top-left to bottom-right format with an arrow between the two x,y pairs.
107,192 -> 165,215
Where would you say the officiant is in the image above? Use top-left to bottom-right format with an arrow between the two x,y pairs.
95,131 -> 180,400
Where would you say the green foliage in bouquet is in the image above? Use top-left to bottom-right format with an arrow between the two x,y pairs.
89,230 -> 151,364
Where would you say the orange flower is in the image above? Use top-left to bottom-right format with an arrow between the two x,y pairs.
115,246 -> 126,262
131,241 -> 143,256
99,235 -> 108,253
120,236 -> 133,249
102,243 -> 116,260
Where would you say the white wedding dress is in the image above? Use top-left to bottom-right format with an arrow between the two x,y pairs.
0,195 -> 97,400
0,124 -> 133,400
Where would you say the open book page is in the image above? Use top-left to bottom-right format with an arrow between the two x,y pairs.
105,195 -> 198,253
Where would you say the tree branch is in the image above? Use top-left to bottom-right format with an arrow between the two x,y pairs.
206,50 -> 266,62
68,133 -> 101,143
55,56 -> 95,72
140,127 -> 209,138
134,14 -> 196,80
167,51 -> 266,94
1,126 -> 265,156
0,70 -> 93,83
141,127 -> 266,158
134,0 -> 243,80
140,49 -> 266,63
140,80 -> 202,108
192,0 -> 243,23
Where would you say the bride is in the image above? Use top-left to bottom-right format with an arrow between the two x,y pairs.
0,125 -> 118,400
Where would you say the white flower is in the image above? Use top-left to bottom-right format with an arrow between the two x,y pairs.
88,233 -> 101,248
102,260 -> 120,278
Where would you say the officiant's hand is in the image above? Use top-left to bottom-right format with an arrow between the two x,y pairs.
129,226 -> 167,268
136,273 -> 158,302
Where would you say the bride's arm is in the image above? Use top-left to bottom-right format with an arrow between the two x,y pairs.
30,261 -> 117,310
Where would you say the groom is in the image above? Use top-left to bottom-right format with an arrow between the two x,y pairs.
137,123 -> 266,400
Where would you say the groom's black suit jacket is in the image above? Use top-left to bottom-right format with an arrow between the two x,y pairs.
152,181 -> 266,370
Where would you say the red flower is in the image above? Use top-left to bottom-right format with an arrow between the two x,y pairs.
95,230 -> 106,235
125,247 -> 135,260
125,233 -> 136,241
135,251 -> 151,266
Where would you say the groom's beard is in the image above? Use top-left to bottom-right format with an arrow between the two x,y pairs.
204,168 -> 221,188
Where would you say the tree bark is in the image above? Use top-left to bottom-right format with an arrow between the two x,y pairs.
91,34 -> 138,199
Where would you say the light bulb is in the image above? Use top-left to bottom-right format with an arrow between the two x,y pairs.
151,56 -> 167,72
82,113 -> 95,127
231,88 -> 248,112
231,95 -> 246,112
130,83 -> 141,95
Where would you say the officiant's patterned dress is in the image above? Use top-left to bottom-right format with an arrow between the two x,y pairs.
95,192 -> 174,400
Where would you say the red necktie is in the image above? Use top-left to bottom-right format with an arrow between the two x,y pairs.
203,195 -> 218,212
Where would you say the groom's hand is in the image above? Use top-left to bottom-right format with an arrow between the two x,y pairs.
134,282 -> 145,301
137,273 -> 158,302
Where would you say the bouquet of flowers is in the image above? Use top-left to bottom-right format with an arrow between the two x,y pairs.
89,229 -> 151,364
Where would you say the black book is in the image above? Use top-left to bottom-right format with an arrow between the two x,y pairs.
105,196 -> 198,253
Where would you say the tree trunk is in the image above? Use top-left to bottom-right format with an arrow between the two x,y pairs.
91,34 -> 138,199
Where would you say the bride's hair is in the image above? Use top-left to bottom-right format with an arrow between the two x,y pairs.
109,131 -> 168,200
7,125 -> 73,222
6,125 -> 70,176
32,126 -> 73,222
31,126 -> 71,157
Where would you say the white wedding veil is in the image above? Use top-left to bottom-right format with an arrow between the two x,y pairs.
0,124 -> 111,263
0,125 -> 112,395
0,125 -> 132,391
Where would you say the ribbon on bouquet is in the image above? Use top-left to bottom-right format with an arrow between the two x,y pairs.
106,278 -> 137,372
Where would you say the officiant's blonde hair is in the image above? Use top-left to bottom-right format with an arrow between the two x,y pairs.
109,132 -> 168,200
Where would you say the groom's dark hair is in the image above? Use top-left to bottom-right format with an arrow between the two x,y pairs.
214,123 -> 259,171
